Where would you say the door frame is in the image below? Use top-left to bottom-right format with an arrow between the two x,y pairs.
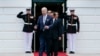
32,0 -> 67,52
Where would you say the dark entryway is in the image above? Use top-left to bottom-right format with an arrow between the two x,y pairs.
32,1 -> 67,52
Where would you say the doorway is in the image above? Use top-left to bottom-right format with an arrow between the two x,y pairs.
32,2 -> 67,52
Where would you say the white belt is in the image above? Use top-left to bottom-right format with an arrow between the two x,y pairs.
24,23 -> 32,25
68,24 -> 76,26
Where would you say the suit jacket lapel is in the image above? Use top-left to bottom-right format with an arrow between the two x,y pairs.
41,16 -> 44,25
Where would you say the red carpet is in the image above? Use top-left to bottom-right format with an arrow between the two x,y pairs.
34,52 -> 68,56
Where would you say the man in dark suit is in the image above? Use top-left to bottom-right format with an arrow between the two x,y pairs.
34,7 -> 53,56
46,12 -> 63,56
17,8 -> 35,53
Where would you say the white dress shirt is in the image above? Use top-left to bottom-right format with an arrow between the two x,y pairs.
43,14 -> 47,24
53,19 -> 55,23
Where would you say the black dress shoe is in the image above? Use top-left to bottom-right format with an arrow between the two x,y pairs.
25,51 -> 32,53
69,51 -> 75,54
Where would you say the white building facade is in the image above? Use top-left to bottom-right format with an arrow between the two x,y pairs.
0,0 -> 31,52
0,0 -> 100,53
68,0 -> 100,53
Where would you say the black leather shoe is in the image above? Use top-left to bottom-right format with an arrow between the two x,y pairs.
69,51 -> 75,54
25,51 -> 32,53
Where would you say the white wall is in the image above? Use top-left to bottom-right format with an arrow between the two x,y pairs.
0,0 -> 31,52
67,0 -> 100,53
0,0 -> 100,53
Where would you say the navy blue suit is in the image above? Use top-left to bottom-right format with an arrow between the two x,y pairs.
37,15 -> 53,56
50,18 -> 63,56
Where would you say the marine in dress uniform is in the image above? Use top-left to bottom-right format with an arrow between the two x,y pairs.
67,9 -> 80,54
17,9 -> 35,53
49,12 -> 63,56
